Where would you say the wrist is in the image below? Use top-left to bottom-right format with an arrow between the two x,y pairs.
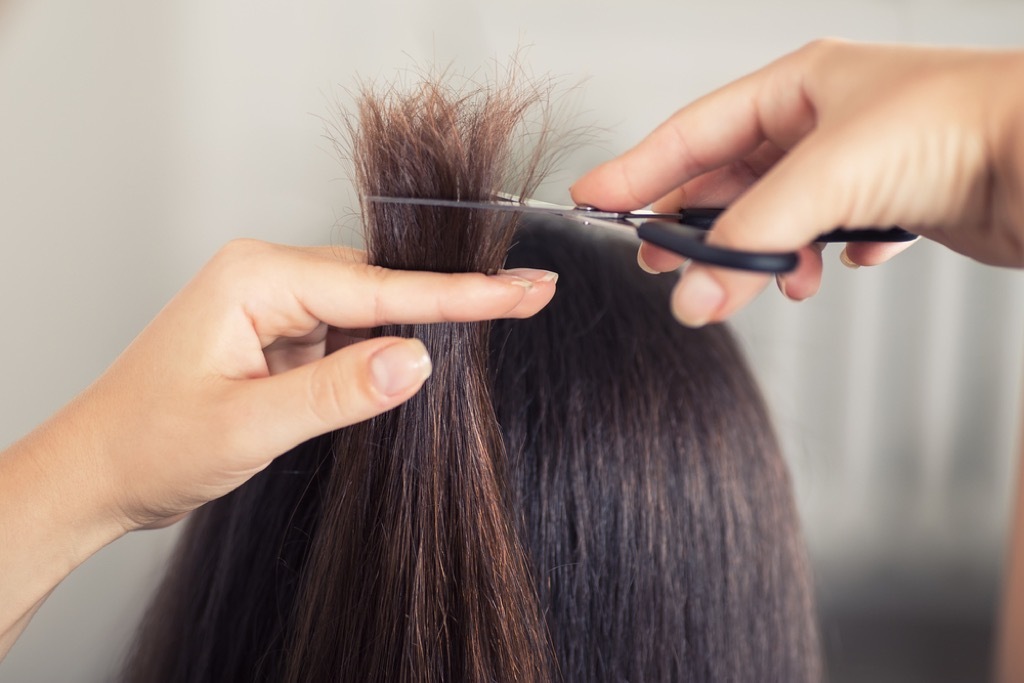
986,51 -> 1024,263
998,52 -> 1024,161
0,399 -> 128,635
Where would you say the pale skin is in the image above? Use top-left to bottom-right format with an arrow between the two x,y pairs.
0,239 -> 558,658
3,38 -> 1024,667
572,39 -> 1024,326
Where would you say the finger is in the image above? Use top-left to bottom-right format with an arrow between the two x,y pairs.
671,264 -> 769,327
296,246 -> 560,317
291,244 -> 367,263
294,265 -> 558,329
570,53 -> 816,211
777,244 -> 825,301
672,115 -> 892,324
841,238 -> 920,268
232,243 -> 558,347
228,336 -> 432,458
665,243 -> 824,318
639,142 -> 788,276
637,242 -> 686,274
262,262 -> 562,371
650,141 -> 788,213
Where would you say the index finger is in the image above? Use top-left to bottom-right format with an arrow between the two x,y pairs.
570,47 -> 819,212
222,242 -> 558,348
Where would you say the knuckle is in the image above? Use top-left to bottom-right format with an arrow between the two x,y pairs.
436,272 -> 478,322
306,357 -> 377,428
218,238 -> 272,262
790,37 -> 848,74
333,245 -> 367,263
443,272 -> 523,322
367,265 -> 398,323
801,37 -> 844,57
307,361 -> 348,426
208,239 -> 275,279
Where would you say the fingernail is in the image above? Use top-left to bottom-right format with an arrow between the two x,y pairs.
494,274 -> 533,289
370,339 -> 432,397
637,248 -> 658,275
499,268 -> 559,284
777,275 -> 789,298
672,268 -> 725,327
839,247 -> 860,269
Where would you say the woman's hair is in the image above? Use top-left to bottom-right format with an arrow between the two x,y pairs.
123,69 -> 820,682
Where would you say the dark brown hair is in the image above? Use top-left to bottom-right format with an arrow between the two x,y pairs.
123,69 -> 820,683
282,73 -> 561,683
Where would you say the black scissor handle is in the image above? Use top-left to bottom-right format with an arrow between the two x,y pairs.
635,219 -> 799,274
678,208 -> 917,243
633,209 -> 918,274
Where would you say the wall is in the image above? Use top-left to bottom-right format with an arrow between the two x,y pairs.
0,0 -> 1022,681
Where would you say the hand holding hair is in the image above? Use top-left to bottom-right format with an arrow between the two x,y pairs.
571,39 -> 1024,326
0,239 -> 556,659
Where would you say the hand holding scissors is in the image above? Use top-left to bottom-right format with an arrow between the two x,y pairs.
571,41 -> 1024,326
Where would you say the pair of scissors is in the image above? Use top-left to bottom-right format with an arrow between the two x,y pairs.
366,193 -> 916,274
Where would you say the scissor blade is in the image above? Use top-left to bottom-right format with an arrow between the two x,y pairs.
365,195 -> 577,218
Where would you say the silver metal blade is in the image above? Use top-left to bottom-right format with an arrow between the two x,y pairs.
364,195 -> 694,242
365,195 -> 576,218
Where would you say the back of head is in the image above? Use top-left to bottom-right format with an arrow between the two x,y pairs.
493,218 -> 821,681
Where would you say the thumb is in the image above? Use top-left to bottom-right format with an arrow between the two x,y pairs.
229,337 -> 432,458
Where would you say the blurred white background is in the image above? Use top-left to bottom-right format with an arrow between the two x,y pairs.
0,1 -> 1022,681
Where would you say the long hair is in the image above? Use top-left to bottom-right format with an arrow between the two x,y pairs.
123,69 -> 820,683
492,220 -> 820,681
